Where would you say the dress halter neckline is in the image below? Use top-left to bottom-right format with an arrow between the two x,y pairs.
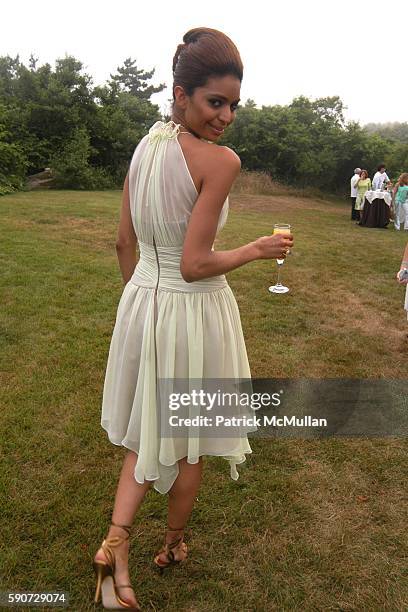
148,120 -> 212,144
177,124 -> 212,142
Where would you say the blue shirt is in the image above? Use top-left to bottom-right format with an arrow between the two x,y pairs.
396,185 -> 408,204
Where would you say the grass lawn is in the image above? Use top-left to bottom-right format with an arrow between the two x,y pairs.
1,189 -> 407,611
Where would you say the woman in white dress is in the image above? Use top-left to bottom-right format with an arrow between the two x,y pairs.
92,27 -> 293,610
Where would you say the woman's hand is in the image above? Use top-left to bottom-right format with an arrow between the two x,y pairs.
252,233 -> 294,260
396,268 -> 408,284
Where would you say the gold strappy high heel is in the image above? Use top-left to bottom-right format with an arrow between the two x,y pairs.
93,520 -> 141,611
153,526 -> 188,574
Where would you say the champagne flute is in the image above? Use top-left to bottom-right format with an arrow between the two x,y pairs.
268,223 -> 291,294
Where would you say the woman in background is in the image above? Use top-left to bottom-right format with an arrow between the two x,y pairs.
394,173 -> 408,230
355,169 -> 371,222
391,175 -> 401,222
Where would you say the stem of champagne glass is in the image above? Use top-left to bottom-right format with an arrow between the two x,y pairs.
276,261 -> 283,285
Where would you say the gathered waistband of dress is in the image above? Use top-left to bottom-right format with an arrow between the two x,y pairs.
130,241 -> 228,293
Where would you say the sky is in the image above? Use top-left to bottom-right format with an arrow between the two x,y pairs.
2,0 -> 406,125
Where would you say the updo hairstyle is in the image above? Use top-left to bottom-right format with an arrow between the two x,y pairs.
172,27 -> 243,101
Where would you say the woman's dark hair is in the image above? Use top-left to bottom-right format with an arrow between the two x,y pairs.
377,163 -> 386,171
172,27 -> 243,100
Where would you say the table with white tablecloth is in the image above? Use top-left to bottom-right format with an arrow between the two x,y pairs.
360,190 -> 391,228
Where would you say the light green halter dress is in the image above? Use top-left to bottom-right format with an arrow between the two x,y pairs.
101,120 -> 253,494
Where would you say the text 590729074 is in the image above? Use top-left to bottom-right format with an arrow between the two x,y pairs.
0,592 -> 69,607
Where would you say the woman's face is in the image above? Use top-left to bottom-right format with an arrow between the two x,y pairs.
361,171 -> 368,179
175,74 -> 241,141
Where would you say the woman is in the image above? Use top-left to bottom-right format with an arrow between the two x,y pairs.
391,175 -> 402,222
394,173 -> 408,230
355,169 -> 371,222
396,241 -> 408,335
92,27 -> 293,610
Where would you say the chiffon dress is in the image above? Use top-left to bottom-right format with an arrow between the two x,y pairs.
101,120 -> 253,494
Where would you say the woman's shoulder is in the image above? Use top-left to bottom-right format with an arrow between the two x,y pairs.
130,133 -> 149,161
218,144 -> 241,166
199,141 -> 241,171
177,135 -> 241,193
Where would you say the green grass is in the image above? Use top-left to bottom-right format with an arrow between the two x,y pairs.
1,189 -> 407,611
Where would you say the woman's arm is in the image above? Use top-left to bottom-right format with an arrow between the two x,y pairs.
397,242 -> 408,284
180,147 -> 293,283
115,172 -> 139,284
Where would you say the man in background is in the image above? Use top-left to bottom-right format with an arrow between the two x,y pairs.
350,168 -> 361,220
372,164 -> 390,190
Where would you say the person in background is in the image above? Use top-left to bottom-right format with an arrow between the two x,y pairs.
396,241 -> 408,335
350,167 -> 361,220
394,173 -> 408,231
391,175 -> 402,223
355,169 -> 371,222
386,181 -> 395,221
372,163 -> 390,190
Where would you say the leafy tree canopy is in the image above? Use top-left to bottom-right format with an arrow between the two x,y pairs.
364,122 -> 408,144
0,53 -> 162,190
1,52 -> 407,194
109,58 -> 165,99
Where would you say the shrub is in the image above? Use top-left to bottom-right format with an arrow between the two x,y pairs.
0,141 -> 27,195
50,127 -> 115,189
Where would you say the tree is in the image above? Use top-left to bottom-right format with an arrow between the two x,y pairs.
221,95 -> 406,192
50,126 -> 112,189
109,58 -> 165,99
364,122 -> 408,144
0,53 -> 163,191
0,55 -> 21,99
0,102 -> 28,194
2,51 -> 406,195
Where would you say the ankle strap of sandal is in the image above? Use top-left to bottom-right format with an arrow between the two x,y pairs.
111,520 -> 132,538
167,525 -> 185,531
166,536 -> 183,551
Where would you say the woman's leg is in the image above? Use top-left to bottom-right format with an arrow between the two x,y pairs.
394,202 -> 401,230
355,196 -> 361,222
110,450 -> 151,525
94,450 -> 151,607
402,201 -> 408,230
156,457 -> 204,562
168,456 -> 203,527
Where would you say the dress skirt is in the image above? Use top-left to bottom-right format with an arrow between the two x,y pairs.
101,272 -> 253,494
